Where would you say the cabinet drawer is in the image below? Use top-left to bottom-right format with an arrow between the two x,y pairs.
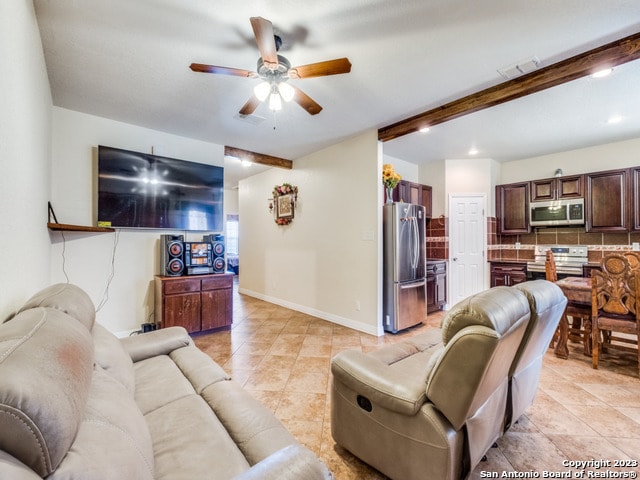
163,278 -> 201,295
201,275 -> 232,291
492,266 -> 525,273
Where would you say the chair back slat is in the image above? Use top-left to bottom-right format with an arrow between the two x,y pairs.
592,253 -> 638,318
545,250 -> 558,283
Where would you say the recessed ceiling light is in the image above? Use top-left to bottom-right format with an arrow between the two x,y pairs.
591,68 -> 613,78
607,115 -> 623,124
468,148 -> 479,155
419,127 -> 430,133
241,160 -> 252,167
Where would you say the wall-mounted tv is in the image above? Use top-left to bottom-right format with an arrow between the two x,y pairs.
97,146 -> 224,231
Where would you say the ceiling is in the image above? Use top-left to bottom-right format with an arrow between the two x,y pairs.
33,1 -> 640,186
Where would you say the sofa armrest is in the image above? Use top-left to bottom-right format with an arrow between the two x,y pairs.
331,349 -> 432,416
120,326 -> 192,362
232,445 -> 333,480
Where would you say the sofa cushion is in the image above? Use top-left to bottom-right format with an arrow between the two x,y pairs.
92,323 -> 135,396
0,307 -> 93,477
202,380 -> 298,466
49,366 -> 155,480
16,283 -> 95,331
145,394 -> 250,480
132,345 -> 230,415
0,451 -> 41,480
133,355 -> 198,415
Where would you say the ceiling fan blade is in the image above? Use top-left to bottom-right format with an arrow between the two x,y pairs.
288,58 -> 352,79
239,95 -> 261,116
250,17 -> 278,69
291,85 -> 323,115
190,63 -> 258,78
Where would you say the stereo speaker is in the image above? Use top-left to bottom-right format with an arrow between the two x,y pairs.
205,234 -> 226,273
160,234 -> 185,276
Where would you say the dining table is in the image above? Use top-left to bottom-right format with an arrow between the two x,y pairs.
553,276 -> 592,359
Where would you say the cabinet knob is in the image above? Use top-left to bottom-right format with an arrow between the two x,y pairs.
452,257 -> 458,261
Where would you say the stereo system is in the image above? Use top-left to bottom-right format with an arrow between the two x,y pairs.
203,234 -> 226,273
160,234 -> 226,276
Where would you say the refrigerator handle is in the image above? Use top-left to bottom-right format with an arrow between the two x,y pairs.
411,217 -> 420,269
399,279 -> 426,289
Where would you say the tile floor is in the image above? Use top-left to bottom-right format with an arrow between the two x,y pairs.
192,284 -> 640,479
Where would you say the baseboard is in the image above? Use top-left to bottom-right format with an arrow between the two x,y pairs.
238,288 -> 381,336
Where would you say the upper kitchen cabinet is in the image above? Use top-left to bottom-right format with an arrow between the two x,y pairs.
496,182 -> 530,234
530,175 -> 584,201
421,185 -> 432,219
394,180 -> 432,218
631,167 -> 640,231
586,169 -> 628,232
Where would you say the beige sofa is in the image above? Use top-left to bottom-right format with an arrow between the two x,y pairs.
0,283 -> 332,480
331,280 -> 566,480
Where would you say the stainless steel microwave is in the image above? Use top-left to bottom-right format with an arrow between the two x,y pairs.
529,198 -> 585,227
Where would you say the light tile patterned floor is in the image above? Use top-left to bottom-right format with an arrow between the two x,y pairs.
192,284 -> 640,479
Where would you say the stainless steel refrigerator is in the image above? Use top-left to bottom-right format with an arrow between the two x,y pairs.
383,202 -> 427,333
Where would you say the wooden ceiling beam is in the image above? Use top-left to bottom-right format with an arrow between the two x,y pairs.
378,31 -> 640,142
224,146 -> 292,169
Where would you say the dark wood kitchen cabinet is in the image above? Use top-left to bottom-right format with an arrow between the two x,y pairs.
530,175 -> 584,201
391,180 -> 432,218
155,274 -> 233,334
426,261 -> 446,313
490,263 -> 527,287
631,167 -> 640,231
586,169 -> 628,232
496,182 -> 529,234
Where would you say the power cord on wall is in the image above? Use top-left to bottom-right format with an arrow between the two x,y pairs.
95,229 -> 120,312
60,231 -> 70,283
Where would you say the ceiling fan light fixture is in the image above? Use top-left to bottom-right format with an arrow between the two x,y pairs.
278,82 -> 295,102
269,90 -> 283,111
254,81 -> 271,102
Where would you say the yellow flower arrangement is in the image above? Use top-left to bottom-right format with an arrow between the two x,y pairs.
382,164 -> 402,189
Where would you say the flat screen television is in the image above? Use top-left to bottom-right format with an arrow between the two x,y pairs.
97,146 -> 224,231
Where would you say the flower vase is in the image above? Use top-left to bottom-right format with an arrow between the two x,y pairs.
385,186 -> 394,204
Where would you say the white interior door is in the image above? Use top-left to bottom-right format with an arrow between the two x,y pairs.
448,194 -> 486,306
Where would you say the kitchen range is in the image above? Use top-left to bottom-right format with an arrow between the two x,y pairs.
526,245 -> 589,280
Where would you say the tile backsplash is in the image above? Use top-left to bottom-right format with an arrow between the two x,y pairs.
488,217 -> 640,263
426,217 -> 639,263
426,215 -> 448,259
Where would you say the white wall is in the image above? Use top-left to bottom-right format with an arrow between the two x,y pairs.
0,0 -> 53,320
239,131 -> 382,335
49,107 -> 225,333
224,188 -> 239,216
445,158 -> 500,213
383,153 -> 419,183
500,137 -> 640,184
420,160 -> 446,217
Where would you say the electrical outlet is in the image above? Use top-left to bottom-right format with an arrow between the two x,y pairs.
633,242 -> 640,251
515,242 -> 521,250
355,300 -> 361,311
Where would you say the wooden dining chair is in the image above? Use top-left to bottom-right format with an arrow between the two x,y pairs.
546,250 -> 590,356
546,251 -> 561,347
591,253 -> 640,377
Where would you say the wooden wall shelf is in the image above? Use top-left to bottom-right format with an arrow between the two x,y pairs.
47,222 -> 115,233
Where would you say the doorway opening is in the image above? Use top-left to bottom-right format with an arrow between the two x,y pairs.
226,214 -> 239,275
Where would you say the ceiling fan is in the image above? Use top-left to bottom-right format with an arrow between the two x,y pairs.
190,17 -> 352,116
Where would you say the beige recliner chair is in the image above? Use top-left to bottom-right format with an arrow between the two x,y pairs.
331,286 -> 531,480
508,280 -> 567,430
